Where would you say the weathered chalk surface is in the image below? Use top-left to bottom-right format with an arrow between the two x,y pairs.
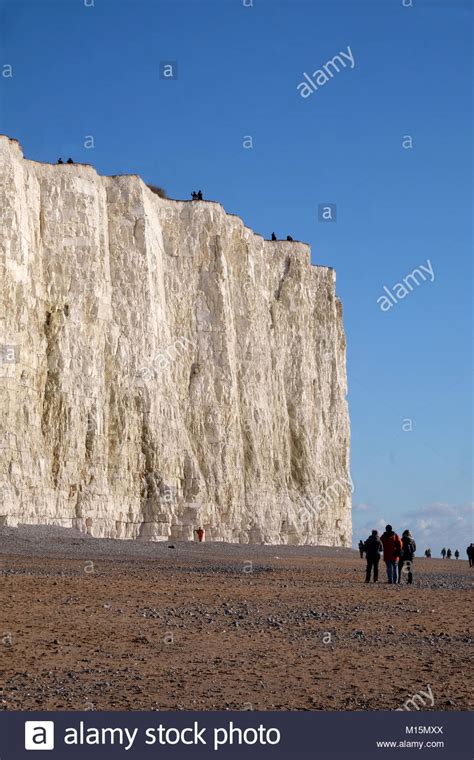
0,136 -> 351,545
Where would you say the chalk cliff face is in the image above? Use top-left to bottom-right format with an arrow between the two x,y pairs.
0,136 -> 351,545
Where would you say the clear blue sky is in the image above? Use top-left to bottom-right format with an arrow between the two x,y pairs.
0,0 -> 472,553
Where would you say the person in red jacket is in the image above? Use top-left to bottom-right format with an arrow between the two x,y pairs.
195,527 -> 205,543
380,524 -> 402,584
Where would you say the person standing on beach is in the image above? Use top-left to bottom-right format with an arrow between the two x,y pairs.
195,527 -> 205,542
446,548 -> 452,559
467,544 -> 474,567
363,530 -> 383,583
454,549 -> 459,560
358,540 -> 364,559
441,547 -> 446,559
398,530 -> 416,584
380,525 -> 402,584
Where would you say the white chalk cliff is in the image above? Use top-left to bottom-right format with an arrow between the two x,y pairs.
0,136 -> 351,545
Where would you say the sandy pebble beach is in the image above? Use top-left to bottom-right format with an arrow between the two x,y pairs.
1,526 -> 472,711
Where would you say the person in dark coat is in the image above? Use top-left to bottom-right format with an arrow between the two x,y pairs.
446,548 -> 452,559
441,547 -> 446,559
398,529 -> 416,584
197,190 -> 203,200
454,549 -> 459,559
358,539 -> 364,558
286,235 -> 293,241
57,158 -> 63,164
66,158 -> 74,164
271,232 -> 277,241
467,544 -> 474,567
363,530 -> 383,583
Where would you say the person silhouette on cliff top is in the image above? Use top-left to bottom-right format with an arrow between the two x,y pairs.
271,232 -> 277,241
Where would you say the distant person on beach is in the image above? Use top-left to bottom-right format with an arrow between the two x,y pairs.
446,548 -> 452,559
454,549 -> 459,560
424,548 -> 432,558
358,539 -> 364,558
195,527 -> 205,543
398,530 -> 416,584
441,547 -> 446,559
467,544 -> 474,567
363,530 -> 383,583
380,524 -> 402,584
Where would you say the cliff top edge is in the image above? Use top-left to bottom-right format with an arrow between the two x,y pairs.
0,134 -> 335,266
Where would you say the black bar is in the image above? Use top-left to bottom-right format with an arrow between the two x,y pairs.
1,711 -> 472,759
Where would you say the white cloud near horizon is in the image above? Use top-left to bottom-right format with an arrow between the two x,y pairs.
352,501 -> 473,553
